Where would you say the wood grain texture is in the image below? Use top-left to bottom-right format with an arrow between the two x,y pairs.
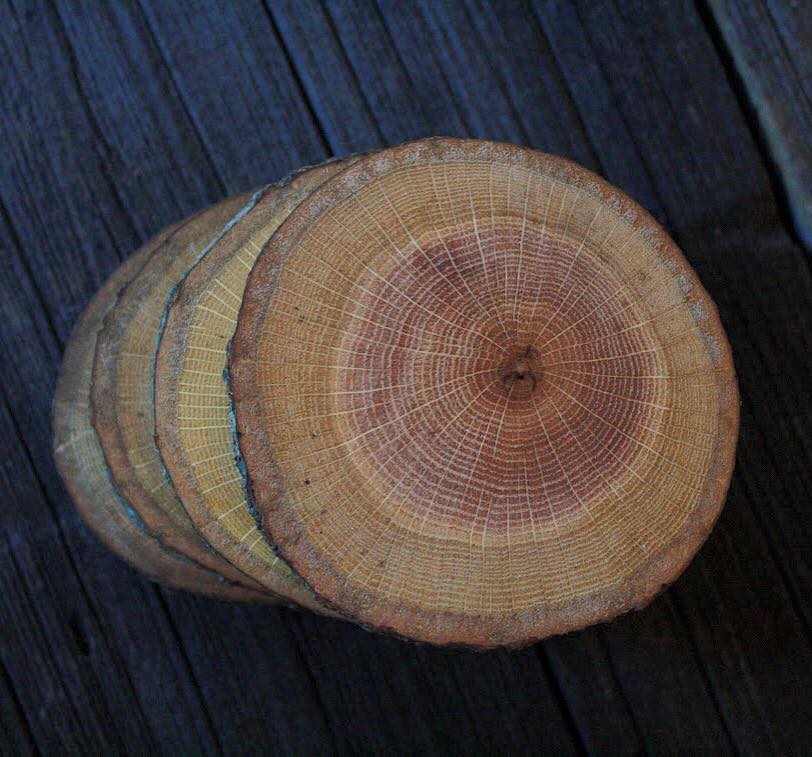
230,137 -> 737,648
1,0 -> 810,752
708,0 -> 812,249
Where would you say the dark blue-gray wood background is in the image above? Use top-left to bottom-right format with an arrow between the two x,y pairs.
1,1 -> 810,754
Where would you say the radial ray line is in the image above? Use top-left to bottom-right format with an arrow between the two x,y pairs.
177,367 -> 228,378
282,245 -> 495,349
535,436 -> 581,598
545,388 -> 654,550
463,391 -> 509,546
356,381 -> 501,606
551,386 -> 706,514
373,384 -> 495,603
196,303 -> 234,321
312,381 -> 493,592
530,393 -> 623,569
514,168 -> 534,328
345,187 -> 508,353
280,247 -> 498,351
479,384 -> 514,613
274,278 -> 488,356
547,366 -> 722,384
427,160 -> 510,338
183,343 -> 234,356
438,160 -> 512,341
373,181 -> 510,355
203,288 -> 240,315
526,177 -> 559,329
264,318 -> 480,361
274,283 -> 483,354
295,382 -> 494,506
415,384 -> 496,537
211,277 -> 243,302
216,500 -> 247,521
533,203 -> 604,346
274,367 -> 493,465
256,359 -> 391,373
262,380 -> 421,398
520,457 -> 543,584
538,297 -> 687,358
499,162 -> 512,331
341,468 -> 419,586
540,326 -> 699,369
533,211 -> 628,348
464,167 -> 513,340
263,367 -> 493,427
547,372 -> 671,410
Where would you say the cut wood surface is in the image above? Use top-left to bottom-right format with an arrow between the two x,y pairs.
1,0 -> 810,752
230,138 -> 738,647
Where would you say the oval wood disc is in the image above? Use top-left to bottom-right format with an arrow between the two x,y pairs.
53,226 -> 270,601
155,160 -> 355,612
231,138 -> 739,647
92,193 -> 273,596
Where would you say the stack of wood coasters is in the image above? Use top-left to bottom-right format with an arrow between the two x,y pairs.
54,138 -> 738,648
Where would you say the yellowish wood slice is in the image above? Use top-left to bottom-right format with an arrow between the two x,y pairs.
92,194 -> 274,596
53,226 -> 271,601
231,138 -> 739,647
155,160 -> 355,613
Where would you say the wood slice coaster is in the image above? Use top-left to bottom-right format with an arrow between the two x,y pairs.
230,138 -> 739,647
155,160 -> 355,612
92,193 -> 273,597
53,226 -> 268,601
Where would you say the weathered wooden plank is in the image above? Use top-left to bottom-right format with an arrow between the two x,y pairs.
268,0 -> 384,155
56,1 -> 225,229
540,630 -> 643,755
0,658 -> 37,756
0,0 -> 219,341
324,1 -> 445,144
391,0 -> 527,144
708,0 -> 812,250
286,611 -> 581,755
0,394 -> 152,753
0,2 -> 132,338
138,0 -> 329,187
158,597 -> 336,755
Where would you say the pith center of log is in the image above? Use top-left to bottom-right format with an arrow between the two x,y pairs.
500,345 -> 541,395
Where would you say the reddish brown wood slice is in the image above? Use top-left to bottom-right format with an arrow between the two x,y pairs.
230,138 -> 739,647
